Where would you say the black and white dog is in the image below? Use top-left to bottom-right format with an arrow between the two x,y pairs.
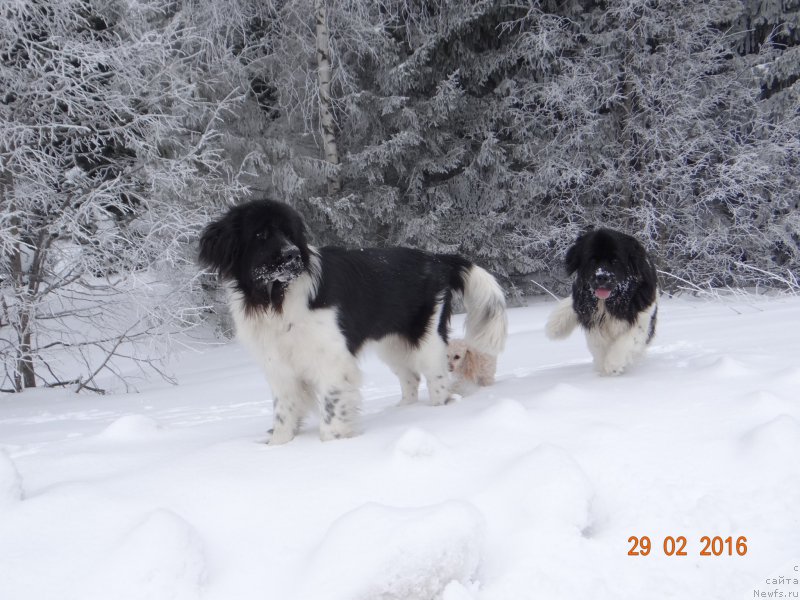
545,228 -> 658,375
199,199 -> 507,443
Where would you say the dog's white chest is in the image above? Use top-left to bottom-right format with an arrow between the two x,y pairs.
590,299 -> 631,339
229,286 -> 346,382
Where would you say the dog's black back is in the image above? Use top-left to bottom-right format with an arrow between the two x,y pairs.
565,228 -> 657,328
313,248 -> 471,354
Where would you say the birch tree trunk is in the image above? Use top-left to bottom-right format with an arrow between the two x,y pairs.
4,196 -> 37,391
314,0 -> 341,194
1,170 -> 34,391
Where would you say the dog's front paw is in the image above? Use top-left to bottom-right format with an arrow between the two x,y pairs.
446,393 -> 462,404
267,433 -> 294,446
429,393 -> 461,406
319,423 -> 358,442
268,428 -> 296,445
599,357 -> 628,376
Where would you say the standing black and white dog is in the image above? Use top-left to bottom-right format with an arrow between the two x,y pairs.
545,228 -> 658,375
199,199 -> 507,444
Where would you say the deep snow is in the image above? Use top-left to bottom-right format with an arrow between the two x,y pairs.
0,295 -> 798,600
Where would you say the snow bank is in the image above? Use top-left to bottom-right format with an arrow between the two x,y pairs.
1,296 -> 799,600
298,501 -> 485,600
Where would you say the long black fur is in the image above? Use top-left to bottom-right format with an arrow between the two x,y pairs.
310,247 -> 471,354
566,227 -> 658,338
199,199 -> 472,355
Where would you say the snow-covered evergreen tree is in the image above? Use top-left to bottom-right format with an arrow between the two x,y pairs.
316,0 -> 799,292
177,0 -> 799,294
319,1 -> 530,277
503,0 -> 799,290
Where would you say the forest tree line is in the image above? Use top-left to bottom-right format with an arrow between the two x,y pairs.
1,0 -> 798,391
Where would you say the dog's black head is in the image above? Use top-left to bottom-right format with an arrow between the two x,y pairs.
565,227 -> 657,322
199,199 -> 311,309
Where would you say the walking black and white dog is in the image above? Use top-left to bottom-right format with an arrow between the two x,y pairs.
545,228 -> 658,375
199,200 -> 507,443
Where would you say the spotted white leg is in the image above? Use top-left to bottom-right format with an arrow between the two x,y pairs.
268,379 -> 315,445
418,335 -> 453,406
318,384 -> 361,441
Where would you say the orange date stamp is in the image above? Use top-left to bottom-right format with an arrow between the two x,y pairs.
627,535 -> 748,557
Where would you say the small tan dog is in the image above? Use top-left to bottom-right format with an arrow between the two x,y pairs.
447,338 -> 497,393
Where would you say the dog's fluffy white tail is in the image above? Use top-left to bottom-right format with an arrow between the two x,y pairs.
545,296 -> 579,340
462,265 -> 507,356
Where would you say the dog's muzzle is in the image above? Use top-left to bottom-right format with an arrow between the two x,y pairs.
592,269 -> 615,299
253,252 -> 304,284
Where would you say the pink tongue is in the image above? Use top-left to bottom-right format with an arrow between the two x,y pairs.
595,288 -> 611,299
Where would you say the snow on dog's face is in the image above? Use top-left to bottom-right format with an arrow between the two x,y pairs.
565,228 -> 650,301
199,199 -> 311,308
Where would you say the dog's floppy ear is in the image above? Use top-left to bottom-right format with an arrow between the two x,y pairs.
626,237 -> 658,308
625,237 -> 655,283
290,214 -> 308,259
286,209 -> 310,260
565,233 -> 587,276
627,240 -> 649,277
198,217 -> 238,279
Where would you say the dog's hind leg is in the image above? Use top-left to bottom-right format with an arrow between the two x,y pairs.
375,337 -> 421,405
391,366 -> 421,406
416,333 -> 453,406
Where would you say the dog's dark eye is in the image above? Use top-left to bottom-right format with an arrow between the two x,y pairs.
453,354 -> 461,360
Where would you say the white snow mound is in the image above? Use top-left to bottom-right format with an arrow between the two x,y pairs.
298,501 -> 485,600
741,414 -> 800,457
392,427 -> 449,461
703,355 -> 752,378
475,444 -> 594,534
84,509 -> 206,600
97,414 -> 163,441
477,398 -> 534,432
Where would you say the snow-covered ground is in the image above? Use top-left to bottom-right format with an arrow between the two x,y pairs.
1,295 -> 798,600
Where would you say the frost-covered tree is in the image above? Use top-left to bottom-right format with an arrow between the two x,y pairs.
504,0 -> 799,290
229,0 -> 799,292
311,1 -> 531,276
0,0 -> 243,392
316,0 -> 798,291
